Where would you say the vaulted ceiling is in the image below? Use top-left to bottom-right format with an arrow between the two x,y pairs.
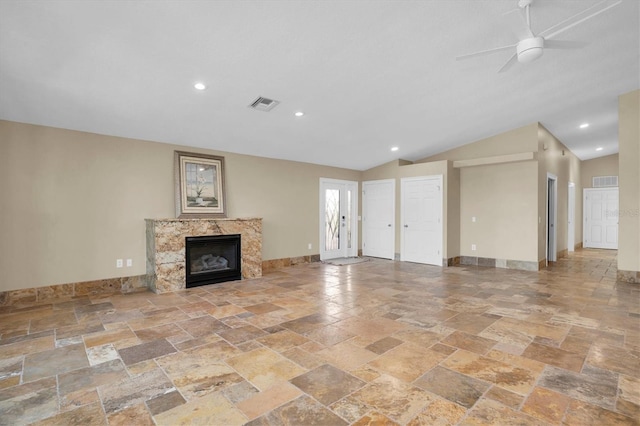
1,0 -> 638,170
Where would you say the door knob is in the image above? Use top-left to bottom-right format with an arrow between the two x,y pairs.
388,224 -> 392,227
404,224 -> 408,228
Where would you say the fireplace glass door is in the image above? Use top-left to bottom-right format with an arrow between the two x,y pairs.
185,234 -> 241,287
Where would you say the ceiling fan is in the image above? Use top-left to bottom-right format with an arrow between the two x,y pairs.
456,0 -> 622,72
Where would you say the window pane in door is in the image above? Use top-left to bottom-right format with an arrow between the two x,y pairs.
325,189 -> 340,251
347,190 -> 352,249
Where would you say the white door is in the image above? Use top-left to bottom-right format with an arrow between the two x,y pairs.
320,179 -> 358,260
584,188 -> 618,249
363,179 -> 395,260
401,176 -> 443,266
547,174 -> 558,263
568,183 -> 575,252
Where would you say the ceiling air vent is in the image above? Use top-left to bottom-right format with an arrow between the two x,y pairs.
249,96 -> 279,112
593,176 -> 618,188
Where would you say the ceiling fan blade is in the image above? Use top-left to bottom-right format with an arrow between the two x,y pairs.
456,44 -> 516,61
498,53 -> 518,73
539,0 -> 622,40
503,8 -> 534,40
544,39 -> 589,49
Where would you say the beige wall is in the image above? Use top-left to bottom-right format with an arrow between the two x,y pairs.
3,107 -> 628,293
417,122 -> 581,264
460,161 -> 539,261
0,120 -> 360,292
420,123 -> 540,263
618,90 -> 640,274
580,154 -> 619,189
415,123 -> 539,163
361,160 -> 405,181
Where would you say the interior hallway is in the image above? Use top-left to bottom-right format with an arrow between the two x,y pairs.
0,249 -> 638,425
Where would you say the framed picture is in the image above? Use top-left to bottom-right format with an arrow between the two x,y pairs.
174,151 -> 227,218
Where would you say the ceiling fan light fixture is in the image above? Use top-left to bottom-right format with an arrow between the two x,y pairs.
457,0 -> 620,72
518,0 -> 532,8
517,37 -> 544,63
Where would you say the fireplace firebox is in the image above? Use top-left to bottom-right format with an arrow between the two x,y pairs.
185,234 -> 241,288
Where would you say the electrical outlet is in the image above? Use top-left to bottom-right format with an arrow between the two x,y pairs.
471,244 -> 476,251
126,259 -> 132,267
116,259 -> 123,268
308,243 -> 312,250
472,216 -> 476,222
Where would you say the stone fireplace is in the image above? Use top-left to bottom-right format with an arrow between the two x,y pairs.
145,218 -> 262,293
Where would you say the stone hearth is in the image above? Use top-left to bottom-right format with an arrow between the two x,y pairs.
146,218 -> 262,293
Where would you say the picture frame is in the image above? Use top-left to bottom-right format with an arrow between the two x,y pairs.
174,151 -> 227,218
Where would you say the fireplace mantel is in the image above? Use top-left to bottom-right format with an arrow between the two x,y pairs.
145,218 -> 262,293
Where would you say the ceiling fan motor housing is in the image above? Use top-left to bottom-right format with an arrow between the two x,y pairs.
517,36 -> 544,63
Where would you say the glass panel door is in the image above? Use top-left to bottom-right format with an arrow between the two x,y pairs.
320,179 -> 358,260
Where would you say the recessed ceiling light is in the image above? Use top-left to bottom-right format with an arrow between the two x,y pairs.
579,123 -> 589,129
294,111 -> 304,117
596,147 -> 603,151
391,146 -> 399,152
194,82 -> 206,90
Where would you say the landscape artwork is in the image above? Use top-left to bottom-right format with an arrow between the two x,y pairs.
175,151 -> 226,217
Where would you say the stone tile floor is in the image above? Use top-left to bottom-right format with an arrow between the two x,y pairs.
0,249 -> 639,425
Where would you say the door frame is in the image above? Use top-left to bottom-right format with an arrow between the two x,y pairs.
319,178 -> 359,261
362,179 -> 395,260
400,175 -> 443,265
546,173 -> 558,264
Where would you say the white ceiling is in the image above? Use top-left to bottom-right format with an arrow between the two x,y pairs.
1,0 -> 638,170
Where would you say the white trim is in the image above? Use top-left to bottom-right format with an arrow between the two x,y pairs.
453,152 -> 536,168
